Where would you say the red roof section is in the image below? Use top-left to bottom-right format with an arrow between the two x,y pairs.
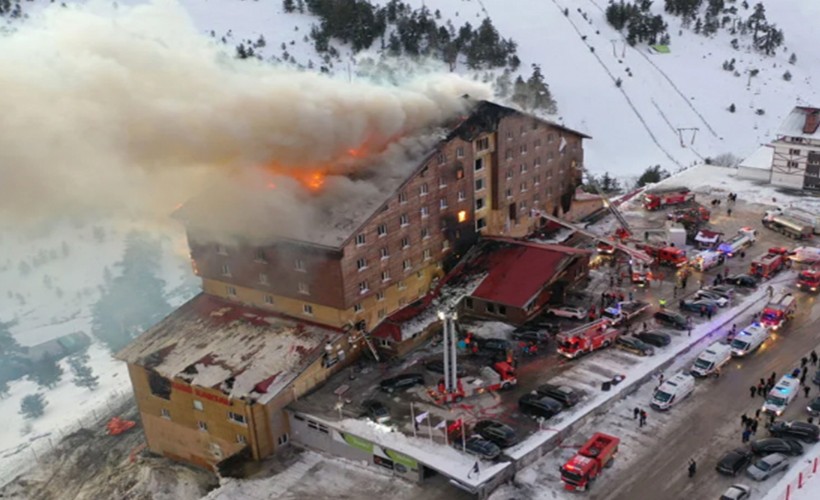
471,238 -> 589,307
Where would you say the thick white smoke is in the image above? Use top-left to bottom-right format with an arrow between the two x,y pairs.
0,0 -> 491,230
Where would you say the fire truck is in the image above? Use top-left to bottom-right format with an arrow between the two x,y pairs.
638,244 -> 687,267
749,247 -> 791,279
559,433 -> 620,491
668,206 -> 711,224
556,320 -> 619,359
760,292 -> 797,331
643,187 -> 695,211
431,362 -> 516,404
797,268 -> 820,293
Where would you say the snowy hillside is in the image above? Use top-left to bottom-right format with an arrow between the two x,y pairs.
171,0 -> 819,177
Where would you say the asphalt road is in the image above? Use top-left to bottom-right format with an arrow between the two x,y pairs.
598,289 -> 820,500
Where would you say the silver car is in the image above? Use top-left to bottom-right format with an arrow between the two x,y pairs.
720,484 -> 751,500
746,453 -> 789,481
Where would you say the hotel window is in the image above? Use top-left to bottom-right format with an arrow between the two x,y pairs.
216,244 -> 228,256
420,207 -> 429,218
420,183 -> 429,196
399,191 -> 407,203
442,240 -> 450,251
298,282 -> 310,295
520,163 -> 528,174
437,153 -> 446,165
356,258 -> 367,271
237,434 -> 247,444
161,408 -> 171,420
294,259 -> 306,272
398,280 -> 407,290
228,412 -> 247,425
421,227 -> 430,239
303,304 -> 313,315
198,421 -> 208,432
378,309 -> 386,319
381,270 -> 391,282
475,178 -> 484,191
520,144 -> 528,155
505,188 -> 512,199
506,168 -> 513,180
476,137 -> 489,151
403,259 -> 412,271
354,303 -> 363,312
258,273 -> 269,285
440,198 -> 448,209
505,149 -> 513,160
264,295 -> 274,305
474,158 -> 484,172
380,247 -> 389,260
458,190 -> 466,201
255,248 -> 267,262
377,224 -> 387,237
456,146 -> 464,158
221,264 -> 231,276
400,213 -> 409,226
376,291 -> 385,301
439,176 -> 447,188
226,286 -> 237,297
476,218 -> 487,230
476,197 -> 485,210
358,281 -> 369,294
356,233 -> 366,246
401,237 -> 410,249
423,249 -> 432,261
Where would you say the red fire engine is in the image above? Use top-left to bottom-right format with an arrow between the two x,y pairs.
560,433 -> 620,491
556,320 -> 619,359
638,244 -> 687,267
431,362 -> 516,404
643,187 -> 695,211
797,268 -> 820,293
760,292 -> 797,330
749,247 -> 791,279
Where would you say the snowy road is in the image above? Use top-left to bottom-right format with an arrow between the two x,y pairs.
603,294 -> 820,500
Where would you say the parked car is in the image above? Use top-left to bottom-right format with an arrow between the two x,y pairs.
706,285 -> 737,300
694,290 -> 730,307
424,359 -> 466,377
725,274 -> 760,288
716,448 -> 754,476
380,373 -> 424,394
361,400 -> 390,424
615,336 -> 655,356
518,393 -> 563,419
769,421 -> 820,443
812,370 -> 820,385
808,397 -> 820,416
746,453 -> 789,481
634,331 -> 672,347
511,328 -> 550,344
654,310 -> 688,330
535,383 -> 582,408
457,436 -> 501,461
679,298 -> 719,315
473,420 -> 518,448
478,338 -> 513,356
547,305 -> 587,320
720,484 -> 751,500
750,438 -> 803,456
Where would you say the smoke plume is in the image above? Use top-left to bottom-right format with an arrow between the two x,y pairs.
0,0 -> 491,232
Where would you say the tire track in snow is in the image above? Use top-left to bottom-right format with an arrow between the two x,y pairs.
583,0 -> 720,139
549,0 -> 684,169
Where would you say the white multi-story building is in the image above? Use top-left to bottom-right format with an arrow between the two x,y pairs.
770,106 -> 820,191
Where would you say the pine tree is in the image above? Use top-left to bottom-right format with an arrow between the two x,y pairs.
282,0 -> 295,13
728,103 -> 736,112
783,70 -> 792,81
526,64 -> 557,113
511,75 -> 529,109
30,354 -> 63,389
19,394 -> 47,419
789,52 -> 797,64
72,364 -> 99,391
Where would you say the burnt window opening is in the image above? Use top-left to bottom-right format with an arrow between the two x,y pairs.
148,370 -> 172,400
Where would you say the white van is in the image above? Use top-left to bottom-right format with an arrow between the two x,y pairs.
651,372 -> 695,411
690,342 -> 732,378
763,374 -> 800,416
690,250 -> 725,272
730,323 -> 770,357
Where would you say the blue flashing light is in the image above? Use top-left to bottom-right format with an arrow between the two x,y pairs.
776,386 -> 788,394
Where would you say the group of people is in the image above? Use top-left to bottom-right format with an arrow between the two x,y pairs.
632,407 -> 648,427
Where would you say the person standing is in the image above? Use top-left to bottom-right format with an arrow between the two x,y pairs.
634,407 -> 640,420
805,386 -> 811,398
750,385 -> 757,398
755,409 -> 761,419
742,428 -> 751,443
801,372 -> 808,386
812,350 -> 818,366
727,207 -> 732,217
802,357 -> 808,368
639,410 -> 647,428
751,420 -> 758,435
688,459 -> 697,478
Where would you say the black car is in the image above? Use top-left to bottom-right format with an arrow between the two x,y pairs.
750,438 -> 804,456
725,274 -> 759,288
634,331 -> 672,347
716,448 -> 754,476
518,393 -> 563,419
478,338 -> 513,355
769,421 -> 820,443
361,400 -> 390,424
678,298 -> 719,315
808,397 -> 820,416
424,359 -> 467,377
473,420 -> 518,448
380,373 -> 424,393
615,336 -> 655,356
654,310 -> 688,330
457,436 -> 501,460
813,370 -> 820,385
511,328 -> 550,344
536,384 -> 582,408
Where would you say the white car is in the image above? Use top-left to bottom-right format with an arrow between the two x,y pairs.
695,290 -> 729,307
547,305 -> 586,320
720,484 -> 751,500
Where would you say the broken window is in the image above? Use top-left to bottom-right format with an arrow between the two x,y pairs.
148,370 -> 172,400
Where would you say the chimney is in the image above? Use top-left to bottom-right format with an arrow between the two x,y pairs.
803,109 -> 820,135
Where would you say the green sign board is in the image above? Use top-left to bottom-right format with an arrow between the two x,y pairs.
342,433 -> 374,453
385,449 -> 418,470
